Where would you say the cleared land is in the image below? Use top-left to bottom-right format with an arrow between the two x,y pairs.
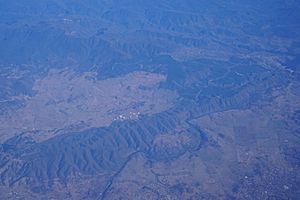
0,69 -> 177,142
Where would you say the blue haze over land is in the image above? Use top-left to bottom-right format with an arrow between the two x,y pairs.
0,0 -> 300,199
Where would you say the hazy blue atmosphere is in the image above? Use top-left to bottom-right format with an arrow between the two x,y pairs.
0,0 -> 300,199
